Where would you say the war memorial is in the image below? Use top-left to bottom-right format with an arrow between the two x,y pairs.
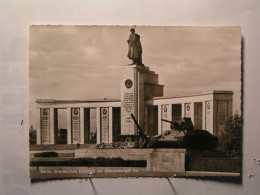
29,26 -> 239,180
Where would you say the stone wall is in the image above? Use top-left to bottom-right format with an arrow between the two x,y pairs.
186,157 -> 240,173
75,148 -> 186,172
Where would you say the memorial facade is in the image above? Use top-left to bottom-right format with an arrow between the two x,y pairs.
35,64 -> 233,145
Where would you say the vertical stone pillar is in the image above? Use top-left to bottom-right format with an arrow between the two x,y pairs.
80,107 -> 84,144
158,105 -> 162,134
168,104 -> 172,128
161,104 -> 171,132
190,102 -> 195,126
49,108 -> 54,144
109,107 -> 113,143
205,101 -> 213,134
184,103 -> 192,119
36,107 -> 41,144
181,103 -> 185,119
121,64 -> 163,135
96,107 -> 101,144
39,108 -> 50,145
144,106 -> 148,134
100,107 -> 109,143
67,108 -> 71,144
121,66 -> 138,135
71,108 -> 80,144
202,101 -> 206,130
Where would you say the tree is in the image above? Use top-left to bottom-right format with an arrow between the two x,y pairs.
218,113 -> 242,156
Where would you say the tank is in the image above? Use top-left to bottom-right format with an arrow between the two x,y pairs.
150,117 -> 194,148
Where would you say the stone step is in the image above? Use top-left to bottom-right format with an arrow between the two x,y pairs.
30,157 -> 75,162
58,153 -> 75,157
30,144 -> 96,151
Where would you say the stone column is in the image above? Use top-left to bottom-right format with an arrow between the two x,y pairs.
80,107 -> 84,144
202,101 -> 206,130
109,107 -> 113,143
158,105 -> 162,134
205,101 -> 213,134
181,103 -> 185,119
168,104 -> 172,128
121,66 -> 138,135
100,107 -> 109,143
49,108 -> 54,144
96,107 -> 101,144
190,102 -> 195,126
36,107 -> 41,144
67,108 -> 71,144
161,104 -> 171,132
121,64 -> 163,135
39,108 -> 50,145
71,108 -> 80,144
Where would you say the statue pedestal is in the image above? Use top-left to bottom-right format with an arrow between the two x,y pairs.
120,64 -> 164,135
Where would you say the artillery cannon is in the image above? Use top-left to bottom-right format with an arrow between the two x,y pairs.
130,114 -> 150,148
98,114 -> 150,149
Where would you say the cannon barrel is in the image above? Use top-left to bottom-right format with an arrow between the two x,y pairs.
161,119 -> 176,124
130,114 -> 149,143
161,119 -> 182,130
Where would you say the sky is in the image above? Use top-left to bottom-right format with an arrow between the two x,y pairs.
29,25 -> 241,128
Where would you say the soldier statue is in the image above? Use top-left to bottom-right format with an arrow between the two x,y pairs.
127,28 -> 143,65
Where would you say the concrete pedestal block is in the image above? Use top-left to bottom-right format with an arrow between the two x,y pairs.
121,64 -> 164,135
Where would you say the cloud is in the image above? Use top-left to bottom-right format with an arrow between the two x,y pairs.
84,46 -> 99,56
71,63 -> 91,67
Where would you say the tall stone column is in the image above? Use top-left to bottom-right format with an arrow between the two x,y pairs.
202,101 -> 206,130
161,104 -> 172,132
71,108 -> 80,144
121,65 -> 138,135
39,108 -> 51,145
158,105 -> 162,134
109,107 -> 113,143
49,108 -> 54,144
96,107 -> 101,144
80,107 -> 84,144
36,107 -> 41,144
67,108 -> 71,144
121,64 -> 164,135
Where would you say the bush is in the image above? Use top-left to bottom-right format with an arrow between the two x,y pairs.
184,130 -> 218,150
218,114 -> 242,156
29,130 -> 37,145
34,152 -> 58,157
30,158 -> 147,167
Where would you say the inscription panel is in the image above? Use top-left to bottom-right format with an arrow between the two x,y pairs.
101,107 -> 109,143
161,104 -> 169,132
185,103 -> 191,117
72,108 -> 80,144
205,101 -> 211,130
124,92 -> 135,123
121,67 -> 137,135
40,108 -> 50,144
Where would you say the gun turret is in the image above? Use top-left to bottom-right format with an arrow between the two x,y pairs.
161,117 -> 194,131
161,119 -> 182,130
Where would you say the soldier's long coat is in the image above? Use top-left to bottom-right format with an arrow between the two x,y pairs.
127,33 -> 142,60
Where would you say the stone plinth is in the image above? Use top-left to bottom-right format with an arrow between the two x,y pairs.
121,64 -> 164,135
75,148 -> 186,172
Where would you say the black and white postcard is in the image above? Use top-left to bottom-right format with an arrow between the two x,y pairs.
29,25 -> 241,181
